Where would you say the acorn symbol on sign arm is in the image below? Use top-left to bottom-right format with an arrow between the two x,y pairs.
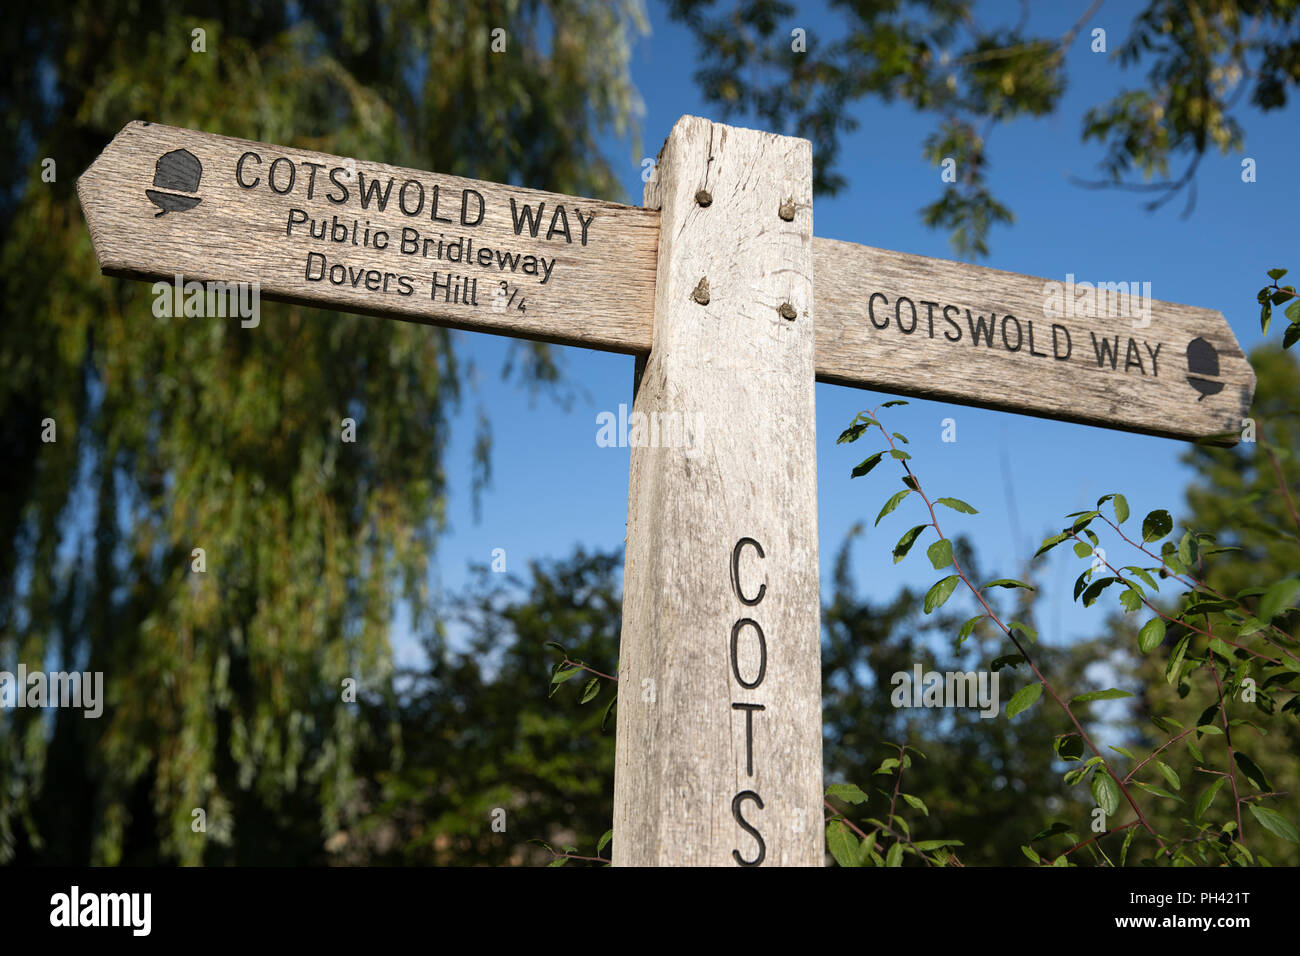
1185,337 -> 1224,401
146,149 -> 203,217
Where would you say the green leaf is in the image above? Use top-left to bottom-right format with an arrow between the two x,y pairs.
991,653 -> 1025,672
1071,510 -> 1101,532
1125,566 -> 1159,592
1120,826 -> 1136,866
1073,541 -> 1093,558
1248,804 -> 1300,844
1132,781 -> 1182,802
893,524 -> 928,563
901,793 -> 928,817
1112,493 -> 1130,524
1206,636 -> 1234,659
924,575 -> 960,614
885,841 -> 904,867
1035,531 -> 1069,557
913,839 -> 963,851
548,857 -> 568,866
1138,617 -> 1166,653
927,538 -> 953,570
550,666 -> 581,685
1165,634 -> 1190,684
935,497 -> 978,514
597,829 -> 613,854
851,451 -> 886,478
1070,688 -> 1133,704
601,694 -> 617,731
1194,778 -> 1225,822
982,577 -> 1035,591
1162,541 -> 1187,575
1119,588 -> 1143,612
580,676 -> 600,703
1150,714 -> 1182,734
1197,703 -> 1220,731
1267,268 -> 1288,280
1156,760 -> 1181,791
881,399 -> 910,408
1233,752 -> 1270,792
1055,735 -> 1084,760
875,489 -> 911,526
543,641 -> 567,654
1006,683 -> 1042,718
1008,621 -> 1037,643
1081,576 -> 1117,607
837,420 -> 871,444
1091,771 -> 1120,816
1285,321 -> 1300,350
826,783 -> 869,805
826,821 -> 862,867
891,431 -> 909,444
1141,509 -> 1173,544
889,449 -> 911,460
1236,617 -> 1266,639
1184,598 -> 1236,615
1020,845 -> 1040,863
1109,745 -> 1135,759
1031,822 -> 1073,842
1259,578 -> 1300,621
957,614 -> 984,646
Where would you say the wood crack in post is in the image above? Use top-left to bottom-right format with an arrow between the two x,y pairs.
615,114 -> 821,867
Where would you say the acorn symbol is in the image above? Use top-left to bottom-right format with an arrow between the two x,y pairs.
1185,337 -> 1223,401
146,149 -> 203,217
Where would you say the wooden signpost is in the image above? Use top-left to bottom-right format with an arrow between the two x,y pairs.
78,114 -> 1256,867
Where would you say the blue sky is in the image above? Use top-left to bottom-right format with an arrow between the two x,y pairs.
400,1 -> 1300,667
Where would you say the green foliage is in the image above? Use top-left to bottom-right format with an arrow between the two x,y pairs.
824,743 -> 963,867
668,1 -> 1300,256
353,549 -> 623,865
826,783 -> 868,805
1258,268 -> 1300,347
926,538 -> 954,570
1005,683 -> 1042,718
835,357 -> 1300,865
821,525 -> 1100,864
0,0 -> 646,865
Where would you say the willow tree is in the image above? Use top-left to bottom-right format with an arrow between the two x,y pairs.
0,0 -> 645,865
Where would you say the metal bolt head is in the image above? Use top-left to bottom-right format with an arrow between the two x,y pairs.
692,277 -> 711,306
695,189 -> 713,207
779,302 -> 797,320
778,199 -> 796,221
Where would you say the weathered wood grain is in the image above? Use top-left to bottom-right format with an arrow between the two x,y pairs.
77,121 -> 659,353
813,238 -> 1256,443
612,116 -> 824,866
77,121 -> 1254,444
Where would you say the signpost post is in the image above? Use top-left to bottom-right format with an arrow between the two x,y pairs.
78,113 -> 1256,867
